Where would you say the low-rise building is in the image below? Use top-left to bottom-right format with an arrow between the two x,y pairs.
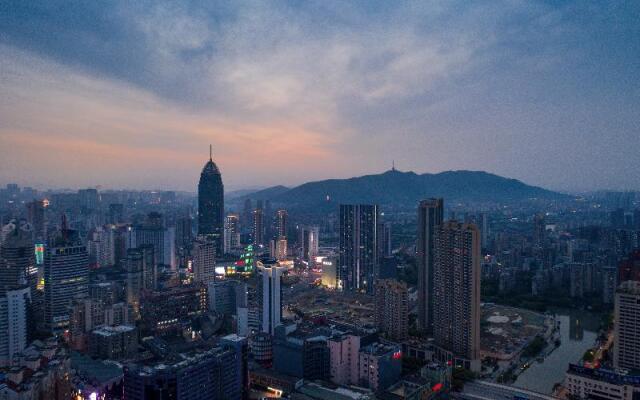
88,325 -> 138,360
564,364 -> 640,400
358,342 -> 402,392
124,343 -> 244,400
273,324 -> 330,381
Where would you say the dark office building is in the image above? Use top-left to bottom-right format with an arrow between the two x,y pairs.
339,204 -> 380,294
0,223 -> 37,295
198,146 -> 224,256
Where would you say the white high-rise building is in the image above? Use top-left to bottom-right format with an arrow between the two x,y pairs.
0,287 -> 31,366
614,281 -> 640,371
257,259 -> 284,335
87,225 -> 115,268
299,226 -> 319,264
193,238 -> 216,284
128,213 -> 176,271
275,238 -> 287,261
224,214 -> 241,254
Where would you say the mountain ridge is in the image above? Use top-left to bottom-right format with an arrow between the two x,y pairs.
228,169 -> 566,213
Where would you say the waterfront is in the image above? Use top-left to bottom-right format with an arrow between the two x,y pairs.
511,310 -> 601,394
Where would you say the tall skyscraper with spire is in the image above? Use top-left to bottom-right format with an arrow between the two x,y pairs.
198,145 -> 224,256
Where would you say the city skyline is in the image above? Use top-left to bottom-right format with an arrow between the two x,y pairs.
1,2 -> 639,192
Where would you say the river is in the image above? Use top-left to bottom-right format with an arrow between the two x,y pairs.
511,309 -> 601,394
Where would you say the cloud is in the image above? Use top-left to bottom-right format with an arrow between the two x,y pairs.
1,1 -> 639,191
0,46 -> 342,191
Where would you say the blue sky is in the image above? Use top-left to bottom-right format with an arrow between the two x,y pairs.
0,1 -> 638,192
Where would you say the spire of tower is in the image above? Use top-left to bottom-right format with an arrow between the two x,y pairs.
209,144 -> 212,161
392,160 -> 396,171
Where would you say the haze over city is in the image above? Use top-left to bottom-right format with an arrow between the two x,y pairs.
1,1 -> 639,192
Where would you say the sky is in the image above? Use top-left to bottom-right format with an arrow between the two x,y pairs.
0,1 -> 639,193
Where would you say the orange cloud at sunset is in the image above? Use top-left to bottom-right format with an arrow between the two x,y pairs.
0,47 -> 346,191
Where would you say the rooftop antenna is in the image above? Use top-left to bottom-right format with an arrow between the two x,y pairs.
209,144 -> 212,161
392,160 -> 396,171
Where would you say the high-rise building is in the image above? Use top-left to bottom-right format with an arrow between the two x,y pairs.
299,226 -> 319,264
125,247 -> 155,317
242,199 -> 252,234
224,213 -> 241,254
0,223 -> 37,296
274,238 -> 287,261
377,222 -> 392,259
479,212 -> 489,249
108,203 -> 124,225
44,228 -> 89,332
614,281 -> 640,371
198,146 -> 225,256
602,266 -> 618,305
533,213 -> 546,246
130,213 -> 176,271
416,198 -> 443,333
0,286 -> 30,366
78,188 -> 99,211
192,238 -> 216,285
221,334 -> 249,400
252,208 -> 265,246
611,208 -> 626,229
26,200 -> 47,241
87,225 -> 115,268
175,216 -> 193,250
257,258 -> 284,335
275,209 -> 288,239
618,250 -> 640,283
339,204 -> 379,294
374,279 -> 408,341
432,221 -> 481,372
208,280 -> 247,316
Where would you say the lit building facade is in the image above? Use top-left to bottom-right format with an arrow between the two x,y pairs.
257,258 -> 284,335
224,213 -> 241,254
339,204 -> 379,294
44,229 -> 89,332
